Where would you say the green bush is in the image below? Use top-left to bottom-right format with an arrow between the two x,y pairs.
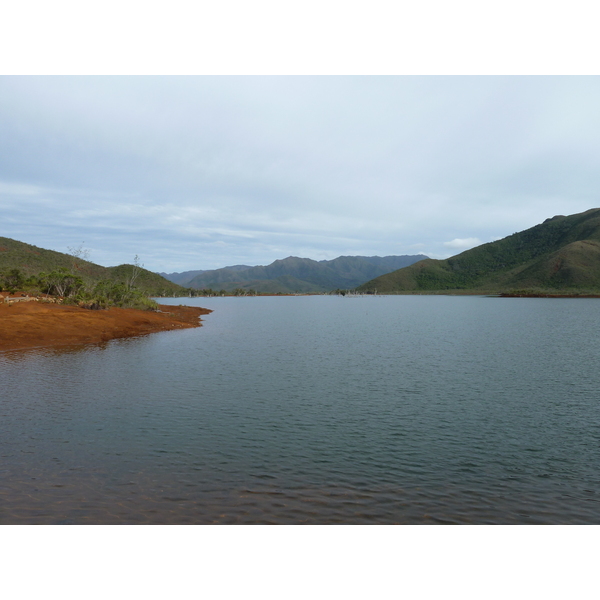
71,280 -> 159,311
0,268 -> 25,292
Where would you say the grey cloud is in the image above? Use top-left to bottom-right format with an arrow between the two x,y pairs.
1,76 -> 599,271
444,238 -> 482,250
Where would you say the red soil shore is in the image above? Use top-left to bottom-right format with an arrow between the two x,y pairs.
0,302 -> 212,352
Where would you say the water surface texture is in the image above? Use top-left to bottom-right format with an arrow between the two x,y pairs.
2,295 -> 599,524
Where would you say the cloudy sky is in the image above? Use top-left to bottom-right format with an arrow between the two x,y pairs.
2,76 -> 600,272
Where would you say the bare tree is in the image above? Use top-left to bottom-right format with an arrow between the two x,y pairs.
128,255 -> 143,289
67,242 -> 90,271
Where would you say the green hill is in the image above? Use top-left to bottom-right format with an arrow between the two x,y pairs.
0,236 -> 184,296
181,254 -> 429,293
159,266 -> 251,286
358,208 -> 600,294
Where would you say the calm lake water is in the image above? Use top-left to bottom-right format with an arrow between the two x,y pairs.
1,295 -> 600,524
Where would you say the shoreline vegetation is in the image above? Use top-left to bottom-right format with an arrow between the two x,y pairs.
352,289 -> 600,297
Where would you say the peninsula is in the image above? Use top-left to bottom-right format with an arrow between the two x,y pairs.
0,298 -> 211,352
1,237 -> 212,352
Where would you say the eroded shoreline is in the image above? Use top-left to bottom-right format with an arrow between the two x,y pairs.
0,302 -> 211,352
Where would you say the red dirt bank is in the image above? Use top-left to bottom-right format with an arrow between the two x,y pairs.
0,301 -> 211,352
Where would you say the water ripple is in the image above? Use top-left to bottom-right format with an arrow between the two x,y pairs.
2,296 -> 600,523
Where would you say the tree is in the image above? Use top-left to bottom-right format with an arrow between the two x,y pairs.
127,255 -> 143,289
41,268 -> 84,297
67,242 -> 90,271
1,268 -> 24,292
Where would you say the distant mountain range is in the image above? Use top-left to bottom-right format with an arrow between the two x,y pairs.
159,265 -> 253,287
0,236 -> 185,296
12,207 -> 599,297
162,255 -> 429,293
358,208 -> 600,294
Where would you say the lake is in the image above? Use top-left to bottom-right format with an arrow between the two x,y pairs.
1,295 -> 599,524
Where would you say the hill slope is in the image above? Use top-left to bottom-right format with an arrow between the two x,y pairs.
159,265 -> 254,286
183,254 -> 429,293
0,237 -> 185,296
358,208 -> 600,293
159,270 -> 207,286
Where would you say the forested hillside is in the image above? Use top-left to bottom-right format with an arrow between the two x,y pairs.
358,209 -> 600,294
0,237 -> 185,299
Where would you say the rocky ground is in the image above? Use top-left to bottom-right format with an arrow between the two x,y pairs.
0,295 -> 211,352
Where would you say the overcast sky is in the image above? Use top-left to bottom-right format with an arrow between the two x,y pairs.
2,76 -> 599,272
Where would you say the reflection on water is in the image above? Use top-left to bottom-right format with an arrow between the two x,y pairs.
2,295 -> 600,524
